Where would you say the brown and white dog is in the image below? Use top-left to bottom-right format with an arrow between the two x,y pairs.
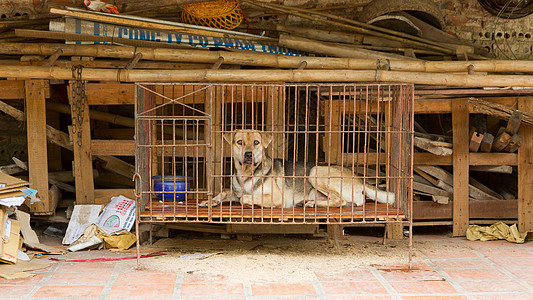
200,130 -> 395,208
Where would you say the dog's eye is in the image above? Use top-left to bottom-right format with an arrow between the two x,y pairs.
236,140 -> 243,145
254,140 -> 260,145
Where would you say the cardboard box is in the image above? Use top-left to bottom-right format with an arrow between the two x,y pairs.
1,217 -> 21,264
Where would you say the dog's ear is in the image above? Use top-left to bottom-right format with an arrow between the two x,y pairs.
262,132 -> 272,147
223,132 -> 233,144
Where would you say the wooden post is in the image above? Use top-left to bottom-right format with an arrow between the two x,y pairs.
68,82 -> 95,204
25,80 -> 52,214
136,85 -> 155,210
452,100 -> 469,236
518,98 -> 533,232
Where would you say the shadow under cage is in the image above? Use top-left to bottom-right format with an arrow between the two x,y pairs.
135,83 -> 413,227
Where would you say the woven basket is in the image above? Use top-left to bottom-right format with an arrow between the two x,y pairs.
182,0 -> 243,30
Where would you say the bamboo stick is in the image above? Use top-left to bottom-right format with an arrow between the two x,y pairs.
0,65 -> 532,86
244,0 -> 488,59
279,34 -> 419,61
2,42 -> 533,73
275,24 -> 364,44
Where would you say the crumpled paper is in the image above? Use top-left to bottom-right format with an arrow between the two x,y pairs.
70,224 -> 136,250
466,222 -> 533,244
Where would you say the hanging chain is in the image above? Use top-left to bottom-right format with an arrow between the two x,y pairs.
71,65 -> 87,146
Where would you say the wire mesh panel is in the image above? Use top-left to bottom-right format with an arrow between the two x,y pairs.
135,83 -> 414,225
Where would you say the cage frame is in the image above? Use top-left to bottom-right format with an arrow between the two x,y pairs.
133,82 -> 414,266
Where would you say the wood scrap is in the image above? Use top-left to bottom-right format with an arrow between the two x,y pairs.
0,164 -> 24,175
432,195 -> 449,204
479,133 -> 494,152
503,134 -> 523,153
505,111 -> 522,135
469,128 -> 483,152
414,136 -> 452,156
492,127 -> 512,152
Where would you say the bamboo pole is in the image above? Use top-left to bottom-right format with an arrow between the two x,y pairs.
2,43 -> 533,73
278,34 -> 419,61
0,65 -> 532,87
275,24 -> 364,44
244,0 -> 489,59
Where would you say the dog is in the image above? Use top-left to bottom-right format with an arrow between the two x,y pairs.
199,129 -> 395,208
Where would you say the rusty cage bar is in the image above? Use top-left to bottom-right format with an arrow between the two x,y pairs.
135,82 -> 413,226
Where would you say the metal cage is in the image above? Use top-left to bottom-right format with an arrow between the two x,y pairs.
135,83 -> 413,228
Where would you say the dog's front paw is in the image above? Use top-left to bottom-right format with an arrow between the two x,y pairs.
199,200 -> 215,207
304,200 -> 316,208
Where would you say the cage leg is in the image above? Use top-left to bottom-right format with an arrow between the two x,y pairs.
327,224 -> 343,254
386,223 -> 404,240
149,223 -> 153,245
382,224 -> 388,245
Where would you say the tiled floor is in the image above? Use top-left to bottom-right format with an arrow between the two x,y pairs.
1,232 -> 533,299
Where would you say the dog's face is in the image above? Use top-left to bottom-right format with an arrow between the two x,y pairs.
224,130 -> 272,165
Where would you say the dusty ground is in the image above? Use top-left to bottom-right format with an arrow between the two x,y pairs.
50,227 -> 440,283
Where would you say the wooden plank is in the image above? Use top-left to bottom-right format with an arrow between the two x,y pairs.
412,181 -> 451,197
68,83 -> 95,204
413,199 -> 517,220
91,140 -> 135,156
25,79 -> 51,214
0,80 -> 49,100
94,189 -> 135,205
518,98 -> 533,232
452,100 -> 469,236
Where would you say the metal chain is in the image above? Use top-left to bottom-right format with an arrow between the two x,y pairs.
71,65 -> 87,146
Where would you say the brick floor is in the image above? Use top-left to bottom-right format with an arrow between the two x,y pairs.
1,233 -> 532,299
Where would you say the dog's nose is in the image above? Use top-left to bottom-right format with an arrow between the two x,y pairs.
244,151 -> 253,159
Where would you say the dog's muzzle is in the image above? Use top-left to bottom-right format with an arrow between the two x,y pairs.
244,151 -> 253,164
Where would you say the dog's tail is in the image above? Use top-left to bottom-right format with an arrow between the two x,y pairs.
363,184 -> 395,205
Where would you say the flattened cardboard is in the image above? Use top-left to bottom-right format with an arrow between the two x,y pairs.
0,219 -> 21,264
0,173 -> 29,190
0,260 -> 51,279
15,211 -> 65,254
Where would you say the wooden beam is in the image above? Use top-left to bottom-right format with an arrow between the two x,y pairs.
518,98 -> 533,232
91,140 -> 135,156
68,83 -> 95,204
86,83 -> 135,105
452,100 -> 469,236
25,79 -> 52,214
414,199 -> 517,220
0,80 -> 50,100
